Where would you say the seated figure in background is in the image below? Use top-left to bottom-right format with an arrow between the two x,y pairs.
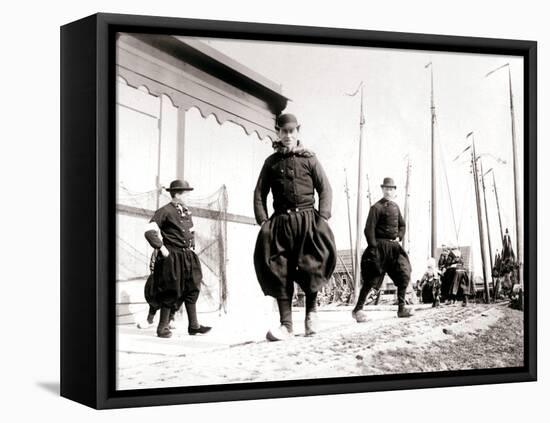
418,257 -> 441,307
442,249 -> 475,306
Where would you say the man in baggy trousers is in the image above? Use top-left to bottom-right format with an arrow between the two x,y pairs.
253,113 -> 337,341
352,177 -> 414,322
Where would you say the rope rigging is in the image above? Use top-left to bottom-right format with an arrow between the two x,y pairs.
434,118 -> 460,246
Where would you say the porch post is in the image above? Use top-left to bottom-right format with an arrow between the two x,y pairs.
176,107 -> 186,180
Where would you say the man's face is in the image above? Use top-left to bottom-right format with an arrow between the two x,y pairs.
173,191 -> 187,202
277,124 -> 299,149
382,186 -> 395,199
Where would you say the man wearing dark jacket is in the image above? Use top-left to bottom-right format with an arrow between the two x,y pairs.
352,177 -> 413,322
144,179 -> 211,338
253,113 -> 337,341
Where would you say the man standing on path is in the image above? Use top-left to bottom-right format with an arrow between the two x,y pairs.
352,177 -> 414,322
253,113 -> 337,341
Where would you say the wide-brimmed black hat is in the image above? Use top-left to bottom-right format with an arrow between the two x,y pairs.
380,177 -> 396,188
165,179 -> 194,192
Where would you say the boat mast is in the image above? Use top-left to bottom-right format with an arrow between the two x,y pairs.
402,157 -> 411,251
468,132 -> 490,303
426,62 -> 437,258
344,169 -> 356,280
354,83 -> 366,302
507,66 -> 523,291
492,171 -> 505,243
484,167 -> 505,247
480,159 -> 495,279
366,173 -> 373,208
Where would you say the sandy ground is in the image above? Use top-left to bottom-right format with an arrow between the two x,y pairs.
116,302 -> 523,390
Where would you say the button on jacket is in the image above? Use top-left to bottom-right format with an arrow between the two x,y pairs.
364,198 -> 406,247
253,149 -> 332,224
146,202 -> 195,249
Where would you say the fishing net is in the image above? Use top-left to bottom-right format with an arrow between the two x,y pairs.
116,184 -> 228,315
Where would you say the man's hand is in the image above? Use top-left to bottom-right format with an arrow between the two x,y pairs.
318,213 -> 329,224
160,245 -> 170,257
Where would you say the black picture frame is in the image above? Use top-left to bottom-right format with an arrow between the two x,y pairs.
60,12 -> 537,409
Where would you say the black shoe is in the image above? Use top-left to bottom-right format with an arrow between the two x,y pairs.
397,305 -> 414,318
188,325 -> 212,335
157,327 -> 172,338
266,325 -> 294,341
305,312 -> 319,336
157,307 -> 172,338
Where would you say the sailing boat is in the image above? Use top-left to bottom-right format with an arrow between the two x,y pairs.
485,63 -> 523,309
424,63 -> 494,303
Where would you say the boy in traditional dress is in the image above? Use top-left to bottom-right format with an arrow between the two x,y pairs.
253,113 -> 337,341
143,180 -> 212,338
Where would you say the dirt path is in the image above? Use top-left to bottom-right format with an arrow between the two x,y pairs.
117,303 -> 524,390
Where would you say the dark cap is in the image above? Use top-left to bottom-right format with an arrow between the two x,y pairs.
275,113 -> 299,129
380,177 -> 396,188
165,179 -> 194,192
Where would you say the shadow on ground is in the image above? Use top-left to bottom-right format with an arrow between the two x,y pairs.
36,381 -> 60,396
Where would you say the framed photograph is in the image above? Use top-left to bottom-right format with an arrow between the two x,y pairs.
60,13 -> 537,409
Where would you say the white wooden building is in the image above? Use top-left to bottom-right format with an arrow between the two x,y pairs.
115,33 -> 289,324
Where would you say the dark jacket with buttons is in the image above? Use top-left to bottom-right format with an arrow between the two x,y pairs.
364,198 -> 406,247
145,202 -> 195,249
253,147 -> 332,225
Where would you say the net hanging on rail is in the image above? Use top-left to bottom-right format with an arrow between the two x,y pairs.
116,184 -> 228,313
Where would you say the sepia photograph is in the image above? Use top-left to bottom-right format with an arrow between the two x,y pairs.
114,31 -> 525,391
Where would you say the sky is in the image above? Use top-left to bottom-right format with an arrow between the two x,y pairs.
193,36 -> 524,281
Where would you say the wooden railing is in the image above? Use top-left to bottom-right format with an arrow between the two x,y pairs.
116,203 -> 257,226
